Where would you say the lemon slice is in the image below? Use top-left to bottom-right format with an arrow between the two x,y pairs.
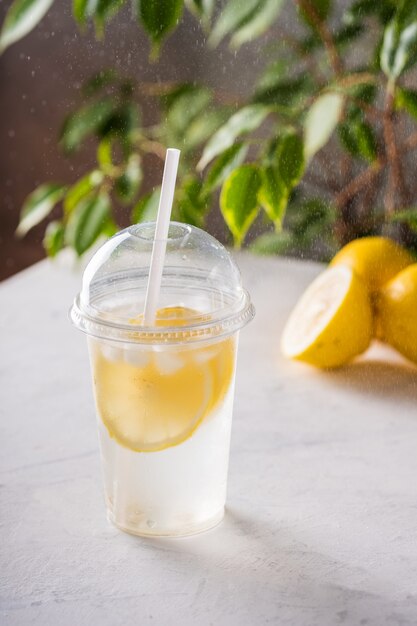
93,348 -> 213,452
91,307 -> 235,452
281,265 -> 373,368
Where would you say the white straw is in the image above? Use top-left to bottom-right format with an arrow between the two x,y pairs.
143,148 -> 181,325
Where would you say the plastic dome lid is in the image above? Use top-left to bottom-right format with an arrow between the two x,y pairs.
70,222 -> 254,344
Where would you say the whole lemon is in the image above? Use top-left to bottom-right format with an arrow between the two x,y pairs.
330,236 -> 414,291
375,263 -> 417,365
281,265 -> 373,369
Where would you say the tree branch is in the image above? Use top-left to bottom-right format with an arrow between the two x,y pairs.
334,162 -> 383,209
296,0 -> 343,76
383,88 -> 407,213
403,131 -> 417,151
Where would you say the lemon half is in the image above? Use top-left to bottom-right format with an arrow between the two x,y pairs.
281,265 -> 373,368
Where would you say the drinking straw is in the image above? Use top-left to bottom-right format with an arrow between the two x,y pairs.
143,148 -> 181,325
113,148 -> 180,531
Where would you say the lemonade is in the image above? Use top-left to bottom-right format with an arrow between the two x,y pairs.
70,222 -> 254,536
87,306 -> 237,535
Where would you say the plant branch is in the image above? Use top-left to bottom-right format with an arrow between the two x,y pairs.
137,138 -> 167,159
382,87 -> 407,213
305,171 -> 339,193
333,127 -> 417,211
403,131 -> 417,151
296,0 -> 343,76
334,161 -> 383,209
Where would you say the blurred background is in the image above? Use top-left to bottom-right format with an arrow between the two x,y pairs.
0,0 -> 273,278
1,0 -> 416,280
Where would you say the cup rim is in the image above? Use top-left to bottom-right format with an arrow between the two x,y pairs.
69,288 -> 255,344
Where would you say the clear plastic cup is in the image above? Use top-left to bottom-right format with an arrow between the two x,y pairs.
70,222 -> 254,537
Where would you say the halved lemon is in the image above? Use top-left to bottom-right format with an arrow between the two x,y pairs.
91,307 -> 235,452
281,265 -> 373,368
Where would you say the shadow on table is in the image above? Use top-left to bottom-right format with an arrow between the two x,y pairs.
136,506 -> 394,621
321,358 -> 417,405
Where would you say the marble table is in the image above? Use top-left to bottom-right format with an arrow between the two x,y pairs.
1,254 -> 417,626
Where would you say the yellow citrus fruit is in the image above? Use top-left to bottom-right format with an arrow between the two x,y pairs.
91,307 -> 235,452
375,263 -> 417,366
281,265 -> 373,368
330,236 -> 414,291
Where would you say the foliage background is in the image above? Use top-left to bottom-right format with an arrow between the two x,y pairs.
1,0 -> 256,277
1,0 -> 417,279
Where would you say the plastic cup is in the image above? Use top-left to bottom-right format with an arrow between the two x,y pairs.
70,222 -> 254,537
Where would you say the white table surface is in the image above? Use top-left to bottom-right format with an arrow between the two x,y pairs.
1,254 -> 417,626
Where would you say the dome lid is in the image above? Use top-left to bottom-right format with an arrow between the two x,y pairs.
70,222 -> 254,344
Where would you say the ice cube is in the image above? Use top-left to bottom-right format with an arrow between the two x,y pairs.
154,351 -> 185,375
123,348 -> 150,367
193,346 -> 219,364
101,342 -> 123,362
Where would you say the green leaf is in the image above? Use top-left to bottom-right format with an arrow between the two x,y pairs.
286,198 -> 334,239
298,0 -> 332,32
0,0 -> 55,53
220,164 -> 262,248
203,143 -> 248,194
103,218 -> 118,237
166,86 -> 212,135
137,0 -> 184,55
93,0 -> 126,33
395,86 -> 417,119
304,92 -> 344,159
82,69 -> 117,96
256,60 -> 288,91
338,117 -> 377,162
300,23 -> 363,54
230,0 -> 285,49
198,105 -> 270,170
97,102 -> 140,145
258,166 -> 289,227
114,154 -> 143,203
16,183 -> 67,237
96,138 -> 114,171
66,192 -> 111,255
344,0 -> 395,25
277,132 -> 304,188
391,208 -> 417,231
253,75 -> 312,110
63,170 -> 104,216
73,0 -> 88,25
185,0 -> 215,26
132,187 -> 161,223
258,132 -> 304,227
184,109 -> 227,150
381,0 -> 417,81
60,99 -> 115,153
176,177 -> 208,228
43,220 -> 65,257
250,230 -> 294,255
160,83 -> 194,110
208,0 -> 260,47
